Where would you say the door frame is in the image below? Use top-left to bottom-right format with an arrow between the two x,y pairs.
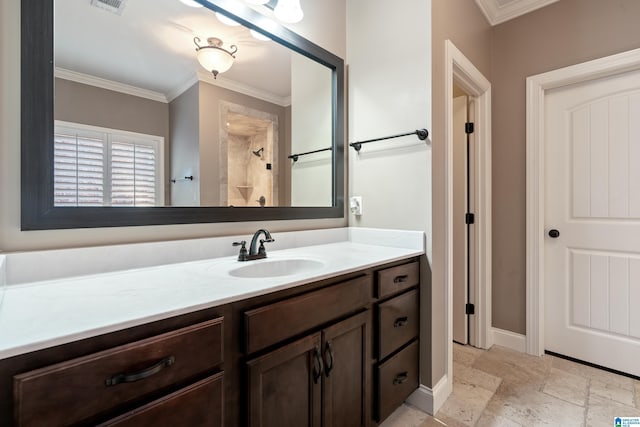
444,38 -> 492,374
525,47 -> 640,356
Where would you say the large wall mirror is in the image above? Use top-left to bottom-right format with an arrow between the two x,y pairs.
21,0 -> 344,229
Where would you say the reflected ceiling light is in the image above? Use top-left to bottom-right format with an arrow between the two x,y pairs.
179,0 -> 203,7
273,0 -> 303,23
215,11 -> 241,26
244,0 -> 269,4
193,37 -> 238,79
249,29 -> 270,41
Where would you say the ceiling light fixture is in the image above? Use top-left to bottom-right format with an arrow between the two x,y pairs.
273,0 -> 303,23
193,37 -> 238,79
249,29 -> 270,41
243,0 -> 304,24
179,0 -> 203,7
215,11 -> 241,26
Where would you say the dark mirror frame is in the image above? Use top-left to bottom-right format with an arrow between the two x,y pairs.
21,0 -> 345,230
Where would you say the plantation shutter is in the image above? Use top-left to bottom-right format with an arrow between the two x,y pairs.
53,122 -> 162,207
53,130 -> 105,206
110,139 -> 158,207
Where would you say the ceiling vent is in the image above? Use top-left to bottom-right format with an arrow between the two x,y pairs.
90,0 -> 127,15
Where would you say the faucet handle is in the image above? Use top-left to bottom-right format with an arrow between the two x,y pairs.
233,241 -> 248,261
257,238 -> 274,256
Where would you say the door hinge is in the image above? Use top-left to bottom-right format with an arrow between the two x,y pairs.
465,213 -> 475,225
465,303 -> 475,315
465,122 -> 475,134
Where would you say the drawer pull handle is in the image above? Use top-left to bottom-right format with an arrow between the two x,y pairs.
393,275 -> 409,284
324,341 -> 335,377
393,372 -> 409,385
105,356 -> 175,387
312,345 -> 324,384
394,317 -> 409,327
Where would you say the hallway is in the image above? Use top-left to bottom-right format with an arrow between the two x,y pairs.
382,343 -> 640,426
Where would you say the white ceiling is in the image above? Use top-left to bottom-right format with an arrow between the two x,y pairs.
54,0 -> 294,103
474,0 -> 561,25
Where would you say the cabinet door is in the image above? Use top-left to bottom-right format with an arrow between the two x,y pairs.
322,311 -> 371,427
247,333 -> 322,427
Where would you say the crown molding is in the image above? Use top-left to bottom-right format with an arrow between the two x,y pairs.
54,67 -> 168,103
475,0 -> 560,26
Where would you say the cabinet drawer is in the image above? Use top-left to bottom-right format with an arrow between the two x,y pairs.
378,289 -> 419,360
245,275 -> 371,354
376,340 -> 419,422
376,262 -> 419,298
98,373 -> 224,427
14,317 -> 223,427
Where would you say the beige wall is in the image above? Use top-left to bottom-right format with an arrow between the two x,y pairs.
431,0 -> 491,385
0,0 -> 346,253
491,0 -> 640,334
55,78 -> 171,204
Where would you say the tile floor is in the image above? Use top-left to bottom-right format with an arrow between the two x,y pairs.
381,343 -> 640,426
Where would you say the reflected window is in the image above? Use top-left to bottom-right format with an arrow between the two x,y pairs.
53,122 -> 164,207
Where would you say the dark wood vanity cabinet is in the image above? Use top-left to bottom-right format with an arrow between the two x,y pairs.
374,261 -> 420,423
245,277 -> 372,427
2,257 -> 421,426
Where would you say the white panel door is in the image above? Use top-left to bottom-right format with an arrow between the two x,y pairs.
544,68 -> 640,376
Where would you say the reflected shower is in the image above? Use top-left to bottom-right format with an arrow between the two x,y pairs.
252,147 -> 264,157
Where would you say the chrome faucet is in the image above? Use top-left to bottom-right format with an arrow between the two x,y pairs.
232,229 -> 275,261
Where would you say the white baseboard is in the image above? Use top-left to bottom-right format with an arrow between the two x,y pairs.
406,375 -> 452,415
491,327 -> 526,353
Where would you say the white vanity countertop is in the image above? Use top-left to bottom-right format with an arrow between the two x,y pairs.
0,228 -> 424,360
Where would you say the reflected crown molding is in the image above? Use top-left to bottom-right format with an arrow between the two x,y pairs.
55,68 -> 291,108
193,70 -> 291,107
54,67 -> 169,103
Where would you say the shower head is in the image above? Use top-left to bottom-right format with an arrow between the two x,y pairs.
252,147 -> 264,157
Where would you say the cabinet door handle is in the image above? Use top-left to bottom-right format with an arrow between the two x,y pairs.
393,372 -> 409,385
105,356 -> 175,387
393,317 -> 409,327
324,341 -> 334,377
312,345 -> 324,384
393,275 -> 409,284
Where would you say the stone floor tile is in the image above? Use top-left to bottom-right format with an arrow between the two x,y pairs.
417,413 -> 469,427
473,346 -> 552,394
380,404 -> 430,427
586,393 -> 640,426
439,382 -> 495,426
541,367 -> 589,407
475,409 -> 523,427
453,362 -> 502,393
453,343 -> 485,367
635,380 -> 640,409
590,378 -> 636,407
484,388 -> 585,426
550,355 -> 635,391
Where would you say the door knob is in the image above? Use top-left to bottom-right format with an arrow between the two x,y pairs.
548,229 -> 560,238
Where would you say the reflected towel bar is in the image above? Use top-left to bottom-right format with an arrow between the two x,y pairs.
170,176 -> 194,183
349,128 -> 429,152
288,147 -> 332,162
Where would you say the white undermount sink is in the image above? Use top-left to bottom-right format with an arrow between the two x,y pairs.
228,258 -> 325,278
